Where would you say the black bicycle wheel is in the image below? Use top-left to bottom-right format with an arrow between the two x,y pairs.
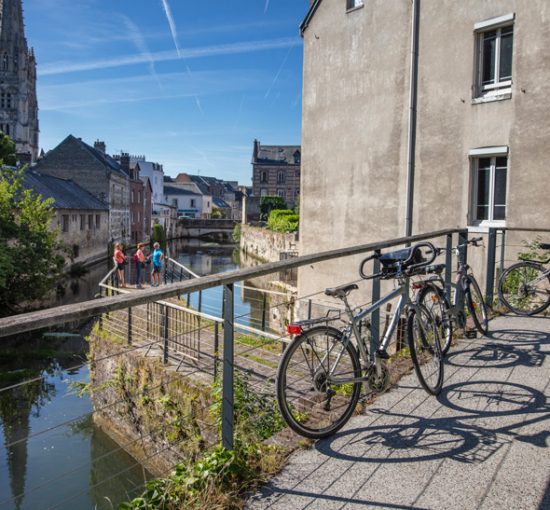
416,284 -> 453,355
276,326 -> 362,439
465,276 -> 489,335
498,261 -> 550,316
408,304 -> 444,395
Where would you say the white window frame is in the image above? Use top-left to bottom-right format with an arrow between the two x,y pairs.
346,0 -> 364,12
469,146 -> 508,228
474,13 -> 514,99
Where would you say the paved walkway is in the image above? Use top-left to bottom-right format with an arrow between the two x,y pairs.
247,315 -> 550,510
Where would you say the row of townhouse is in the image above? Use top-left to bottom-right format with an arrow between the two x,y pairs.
26,134 -> 250,262
163,172 -> 247,221
32,135 -> 153,260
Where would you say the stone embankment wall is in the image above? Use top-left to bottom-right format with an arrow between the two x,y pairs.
240,225 -> 298,263
90,329 -> 216,477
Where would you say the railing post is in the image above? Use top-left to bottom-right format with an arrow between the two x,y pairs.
485,227 -> 497,307
164,266 -> 168,285
146,302 -> 150,339
222,284 -> 234,450
307,299 -> 312,320
163,305 -> 169,364
214,322 -> 219,380
128,307 -> 132,345
261,293 -> 267,331
457,230 -> 468,312
371,250 -> 381,358
445,233 -> 452,302
198,291 -> 203,313
499,229 -> 506,277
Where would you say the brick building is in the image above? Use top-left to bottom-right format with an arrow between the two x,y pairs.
251,140 -> 301,207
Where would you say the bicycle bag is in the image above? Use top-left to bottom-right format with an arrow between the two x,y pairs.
379,247 -> 425,275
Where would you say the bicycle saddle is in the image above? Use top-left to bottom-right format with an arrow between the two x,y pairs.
325,283 -> 358,299
539,243 -> 550,250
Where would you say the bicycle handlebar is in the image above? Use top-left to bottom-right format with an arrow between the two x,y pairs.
430,236 -> 484,255
359,241 -> 437,280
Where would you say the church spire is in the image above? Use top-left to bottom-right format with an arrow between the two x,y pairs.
0,0 -> 39,163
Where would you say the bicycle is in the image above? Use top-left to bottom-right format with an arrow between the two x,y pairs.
497,242 -> 550,315
276,242 -> 444,439
414,237 -> 489,355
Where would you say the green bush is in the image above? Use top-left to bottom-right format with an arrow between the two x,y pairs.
259,196 -> 287,221
232,223 -> 241,243
267,209 -> 299,233
151,223 -> 167,251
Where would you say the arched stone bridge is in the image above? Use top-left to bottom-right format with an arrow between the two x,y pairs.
177,218 -> 238,241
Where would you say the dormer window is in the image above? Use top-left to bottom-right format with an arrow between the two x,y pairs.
293,151 -> 301,165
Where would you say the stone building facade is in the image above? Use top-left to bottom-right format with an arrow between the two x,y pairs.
22,168 -> 109,265
0,0 -> 39,162
298,0 -> 550,300
251,140 -> 301,208
35,135 -> 130,243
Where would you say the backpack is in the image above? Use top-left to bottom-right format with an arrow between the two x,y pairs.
132,253 -> 139,263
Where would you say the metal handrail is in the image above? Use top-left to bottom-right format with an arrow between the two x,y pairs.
0,227 -> 465,338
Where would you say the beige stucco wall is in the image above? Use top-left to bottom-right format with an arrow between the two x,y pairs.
298,0 -> 550,302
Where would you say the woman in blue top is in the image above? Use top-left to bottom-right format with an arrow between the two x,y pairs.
151,242 -> 164,287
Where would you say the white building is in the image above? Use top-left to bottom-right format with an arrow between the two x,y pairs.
164,185 -> 209,218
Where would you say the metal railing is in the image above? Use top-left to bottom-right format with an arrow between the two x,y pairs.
484,227 -> 550,306
2,225 -> 547,454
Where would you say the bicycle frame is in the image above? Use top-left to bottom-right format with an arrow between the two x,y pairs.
328,282 -> 408,386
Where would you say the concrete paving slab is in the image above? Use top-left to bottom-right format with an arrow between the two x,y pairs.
247,315 -> 550,510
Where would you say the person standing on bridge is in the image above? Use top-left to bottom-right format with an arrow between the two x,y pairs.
151,242 -> 164,287
113,243 -> 127,288
135,243 -> 146,289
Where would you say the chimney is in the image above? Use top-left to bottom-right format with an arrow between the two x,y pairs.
94,140 -> 106,154
119,152 -> 130,173
253,139 -> 260,162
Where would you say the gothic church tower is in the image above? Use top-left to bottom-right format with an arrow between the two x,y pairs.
0,0 -> 38,162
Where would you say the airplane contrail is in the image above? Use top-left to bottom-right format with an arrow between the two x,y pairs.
160,0 -> 181,57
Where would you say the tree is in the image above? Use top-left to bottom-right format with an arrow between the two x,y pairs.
211,207 -> 224,219
259,196 -> 287,222
151,223 -> 167,251
0,166 -> 66,316
0,131 -> 17,166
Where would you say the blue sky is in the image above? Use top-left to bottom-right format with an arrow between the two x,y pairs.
25,0 -> 307,184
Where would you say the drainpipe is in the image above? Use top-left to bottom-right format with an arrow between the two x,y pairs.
405,0 -> 420,239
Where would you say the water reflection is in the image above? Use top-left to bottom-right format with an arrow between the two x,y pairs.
0,335 -> 150,510
170,240 -> 274,332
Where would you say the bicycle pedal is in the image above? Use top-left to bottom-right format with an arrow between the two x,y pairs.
376,348 -> 390,360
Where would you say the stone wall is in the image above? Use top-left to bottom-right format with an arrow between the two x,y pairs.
240,224 -> 298,264
90,329 -> 216,477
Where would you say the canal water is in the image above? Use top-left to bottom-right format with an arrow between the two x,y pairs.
0,240 -> 263,510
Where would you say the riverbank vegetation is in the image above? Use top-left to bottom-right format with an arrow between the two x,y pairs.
0,136 -> 66,316
119,370 -> 289,510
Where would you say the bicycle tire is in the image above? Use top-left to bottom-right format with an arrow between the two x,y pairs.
465,275 -> 489,335
498,261 -> 550,316
408,304 -> 444,395
276,326 -> 362,439
416,283 -> 453,355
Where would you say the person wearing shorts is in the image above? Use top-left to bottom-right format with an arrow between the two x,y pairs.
113,243 -> 126,288
151,242 -> 164,287
135,243 -> 146,289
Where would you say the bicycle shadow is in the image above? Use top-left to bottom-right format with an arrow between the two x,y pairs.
315,380 -> 550,466
446,326 -> 550,369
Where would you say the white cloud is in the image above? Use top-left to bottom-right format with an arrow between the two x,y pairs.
39,37 -> 301,76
